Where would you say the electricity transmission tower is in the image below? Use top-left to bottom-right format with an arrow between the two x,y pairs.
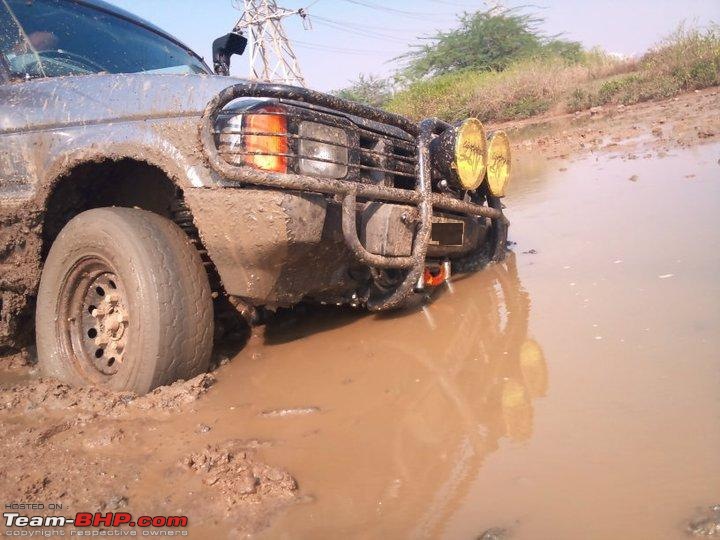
232,0 -> 309,87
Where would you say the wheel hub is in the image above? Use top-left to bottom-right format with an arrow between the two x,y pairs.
80,273 -> 128,375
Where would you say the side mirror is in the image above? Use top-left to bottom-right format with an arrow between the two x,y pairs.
212,32 -> 248,76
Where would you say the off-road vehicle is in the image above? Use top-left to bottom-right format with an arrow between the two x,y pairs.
0,0 -> 511,393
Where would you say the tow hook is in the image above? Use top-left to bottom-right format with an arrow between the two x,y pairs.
415,260 -> 452,292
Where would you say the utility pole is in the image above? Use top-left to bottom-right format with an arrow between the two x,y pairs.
233,0 -> 309,87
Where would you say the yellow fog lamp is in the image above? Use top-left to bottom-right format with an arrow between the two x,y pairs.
486,131 -> 511,197
519,339 -> 548,398
500,379 -> 533,442
431,118 -> 488,191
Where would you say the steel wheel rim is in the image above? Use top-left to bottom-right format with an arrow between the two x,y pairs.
59,257 -> 130,379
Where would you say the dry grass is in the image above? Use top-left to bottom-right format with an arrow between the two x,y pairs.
465,58 -> 587,121
568,25 -> 720,112
385,71 -> 485,122
387,54 -> 635,122
644,24 -> 720,89
582,47 -> 638,79
387,24 -> 719,123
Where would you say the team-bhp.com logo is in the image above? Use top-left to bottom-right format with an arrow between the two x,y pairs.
3,511 -> 188,536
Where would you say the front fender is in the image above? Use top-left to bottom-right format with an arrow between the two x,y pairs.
36,116 -> 219,202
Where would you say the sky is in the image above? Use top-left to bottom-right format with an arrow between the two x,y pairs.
108,0 -> 720,91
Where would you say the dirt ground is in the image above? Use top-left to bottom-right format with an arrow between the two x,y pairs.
0,350 -> 300,536
1,87 -> 719,538
497,86 -> 720,160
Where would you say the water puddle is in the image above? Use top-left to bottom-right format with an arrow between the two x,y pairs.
186,141 -> 720,538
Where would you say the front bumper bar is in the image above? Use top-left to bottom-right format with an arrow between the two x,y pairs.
199,82 -> 508,310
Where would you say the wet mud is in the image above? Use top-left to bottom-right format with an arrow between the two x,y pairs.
0,208 -> 43,350
0,368 -> 299,536
1,88 -> 719,538
688,505 -> 720,537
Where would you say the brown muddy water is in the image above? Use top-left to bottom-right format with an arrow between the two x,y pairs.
185,142 -> 720,538
2,141 -> 719,539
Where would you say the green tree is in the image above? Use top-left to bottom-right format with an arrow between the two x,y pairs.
334,73 -> 393,108
399,8 -> 582,80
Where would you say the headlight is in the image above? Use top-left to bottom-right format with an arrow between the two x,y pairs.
486,131 -> 511,197
431,117 -> 488,191
215,105 -> 288,174
298,122 -> 349,178
215,109 -> 349,178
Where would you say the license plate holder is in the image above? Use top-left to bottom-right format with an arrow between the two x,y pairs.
430,221 -> 464,246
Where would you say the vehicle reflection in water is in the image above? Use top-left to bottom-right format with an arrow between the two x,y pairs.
251,252 -> 548,539
379,253 -> 546,539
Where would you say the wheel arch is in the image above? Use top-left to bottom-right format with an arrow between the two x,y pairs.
41,157 -> 196,259
38,156 -> 235,327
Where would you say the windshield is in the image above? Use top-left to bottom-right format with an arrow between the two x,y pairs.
0,0 -> 209,79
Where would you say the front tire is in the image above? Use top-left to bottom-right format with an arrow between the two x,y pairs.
36,207 -> 213,394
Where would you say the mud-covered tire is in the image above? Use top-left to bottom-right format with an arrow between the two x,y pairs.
36,207 -> 213,394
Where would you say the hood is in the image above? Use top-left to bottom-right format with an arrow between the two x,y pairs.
0,73 -> 412,142
0,73 -> 253,133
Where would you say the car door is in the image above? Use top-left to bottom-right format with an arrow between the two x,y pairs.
0,4 -> 39,200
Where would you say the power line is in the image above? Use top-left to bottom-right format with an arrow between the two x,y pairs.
424,0 -> 476,6
311,14 -> 416,36
311,17 -> 410,45
294,39 -> 400,55
339,0 -> 452,19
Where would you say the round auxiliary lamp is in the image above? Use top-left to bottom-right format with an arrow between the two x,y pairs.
486,130 -> 511,197
430,117 -> 488,191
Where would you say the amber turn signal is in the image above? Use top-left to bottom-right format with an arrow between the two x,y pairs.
243,106 -> 288,173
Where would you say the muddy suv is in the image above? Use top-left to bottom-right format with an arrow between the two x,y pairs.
0,0 -> 511,393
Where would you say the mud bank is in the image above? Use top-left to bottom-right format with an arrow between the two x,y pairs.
0,207 -> 43,350
0,372 -> 216,415
0,370 -> 299,536
497,87 -> 720,160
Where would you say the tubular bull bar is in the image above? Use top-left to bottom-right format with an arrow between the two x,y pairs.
199,82 -> 509,310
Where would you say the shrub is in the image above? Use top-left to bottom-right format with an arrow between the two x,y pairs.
566,88 -> 594,112
333,74 -> 393,109
643,24 -> 720,90
389,56 -> 585,122
386,70 -> 485,121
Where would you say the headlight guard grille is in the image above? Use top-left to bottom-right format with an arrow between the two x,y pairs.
213,99 -> 419,186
